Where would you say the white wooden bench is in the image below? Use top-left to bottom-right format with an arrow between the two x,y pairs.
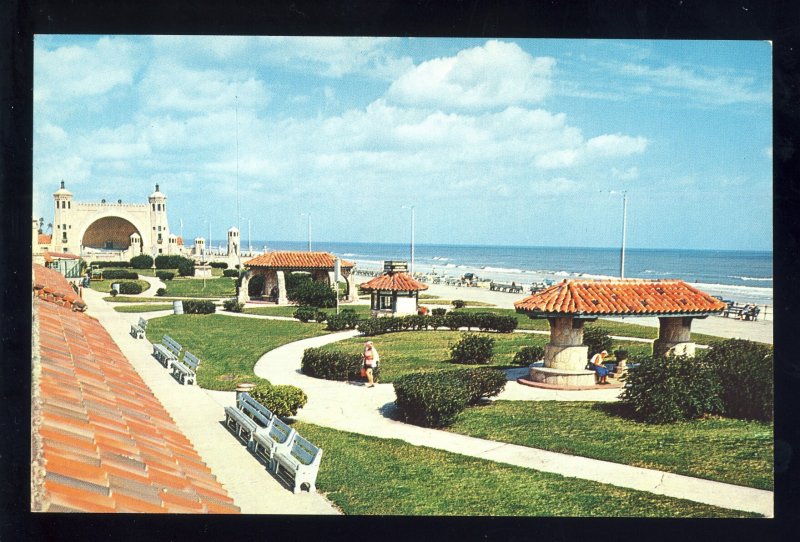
224,392 -> 272,445
253,414 -> 296,469
130,317 -> 147,339
273,433 -> 323,494
152,335 -> 182,369
172,350 -> 200,385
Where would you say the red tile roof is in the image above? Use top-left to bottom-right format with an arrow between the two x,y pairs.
245,251 -> 354,269
514,279 -> 726,317
359,272 -> 429,292
33,265 -> 87,312
43,250 -> 82,263
32,265 -> 239,513
39,234 -> 52,244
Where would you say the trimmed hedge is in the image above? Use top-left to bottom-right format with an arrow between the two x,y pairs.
155,271 -> 175,281
513,345 -> 545,366
182,300 -> 216,314
223,298 -> 244,312
251,381 -> 308,418
289,280 -> 337,308
301,348 -> 363,381
431,307 -> 447,316
394,372 -> 470,428
103,269 -> 139,280
209,261 -> 228,269
450,333 -> 494,365
155,255 -> 195,277
704,339 -> 773,421
447,367 -> 507,404
452,299 -> 466,309
155,288 -> 166,297
357,312 -> 515,337
294,306 -> 325,323
326,309 -> 359,331
118,281 -> 143,295
222,269 -> 239,278
130,255 -> 154,269
619,354 -> 723,424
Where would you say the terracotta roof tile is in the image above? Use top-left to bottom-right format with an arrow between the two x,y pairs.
514,279 -> 726,317
245,251 -> 354,269
359,272 -> 429,292
39,233 -> 52,244
32,265 -> 239,513
33,265 -> 87,311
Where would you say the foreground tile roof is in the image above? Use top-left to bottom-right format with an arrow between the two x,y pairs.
359,272 -> 429,292
33,264 -> 87,312
245,251 -> 354,269
32,265 -> 239,513
42,250 -> 82,263
514,279 -> 726,317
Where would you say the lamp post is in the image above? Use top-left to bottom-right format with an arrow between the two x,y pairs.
608,190 -> 628,279
402,205 -> 415,276
301,213 -> 311,252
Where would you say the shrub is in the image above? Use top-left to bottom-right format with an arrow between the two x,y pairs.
473,312 -> 518,333
176,257 -> 195,277
448,368 -> 507,404
619,354 -> 723,424
315,311 -> 328,323
513,345 -> 545,366
444,312 -> 467,331
155,255 -> 182,269
289,280 -> 337,308
703,339 -> 773,421
222,269 -> 239,278
209,261 -> 228,269
431,307 -> 447,316
614,349 -> 629,361
109,288 -> 118,297
326,309 -> 360,331
248,274 -> 265,297
450,333 -> 494,365
155,288 -> 166,297
294,306 -> 318,323
130,255 -> 154,269
118,281 -> 143,295
155,271 -> 175,281
452,299 -> 466,309
182,300 -> 216,314
301,348 -> 362,381
103,269 -> 139,280
251,382 -> 308,418
394,372 -> 470,428
223,298 -> 244,312
584,326 -> 613,358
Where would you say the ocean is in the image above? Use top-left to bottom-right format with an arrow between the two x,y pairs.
218,240 -> 774,307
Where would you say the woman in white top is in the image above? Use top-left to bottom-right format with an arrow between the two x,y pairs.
362,341 -> 380,388
590,350 -> 610,384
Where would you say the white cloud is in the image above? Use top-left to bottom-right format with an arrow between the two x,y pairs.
586,135 -> 648,157
612,166 -> 639,180
387,40 -> 555,109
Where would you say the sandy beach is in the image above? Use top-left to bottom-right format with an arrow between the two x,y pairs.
354,277 -> 773,345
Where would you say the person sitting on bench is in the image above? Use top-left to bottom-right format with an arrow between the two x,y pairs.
590,350 -> 610,385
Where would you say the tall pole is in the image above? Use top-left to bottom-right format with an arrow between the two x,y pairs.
403,205 -> 415,276
248,219 -> 252,255
307,214 -> 311,252
620,192 -> 628,279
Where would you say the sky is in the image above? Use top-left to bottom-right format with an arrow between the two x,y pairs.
32,36 -> 772,251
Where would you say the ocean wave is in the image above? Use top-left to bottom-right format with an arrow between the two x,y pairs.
480,266 -> 525,274
729,276 -> 773,282
432,256 -> 450,261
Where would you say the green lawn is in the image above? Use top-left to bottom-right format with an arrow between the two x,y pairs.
145,314 -> 330,390
293,422 -> 757,517
89,279 -> 151,294
114,304 -> 174,313
243,304 -> 372,318
447,401 -> 773,490
320,331 -> 650,382
104,296 -> 182,302
161,277 -> 237,298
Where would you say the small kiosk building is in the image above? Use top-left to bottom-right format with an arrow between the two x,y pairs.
360,261 -> 428,317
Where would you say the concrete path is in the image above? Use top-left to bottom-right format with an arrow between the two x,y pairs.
253,331 -> 773,517
81,287 -> 340,515
137,274 -> 166,297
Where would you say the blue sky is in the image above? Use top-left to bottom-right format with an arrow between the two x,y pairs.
33,36 -> 772,251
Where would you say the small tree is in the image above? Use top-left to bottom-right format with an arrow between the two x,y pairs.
130,255 -> 154,269
584,326 -> 613,358
289,280 -> 336,308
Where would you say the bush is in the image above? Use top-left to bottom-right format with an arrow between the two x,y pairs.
222,269 -> 239,278
118,281 -> 143,295
704,339 -> 773,421
450,333 -> 494,365
130,255 -> 154,269
394,372 -> 470,428
326,309 -> 360,331
448,368 -> 507,404
472,312 -> 517,333
289,280 -> 337,308
176,257 -> 195,277
251,382 -> 308,418
619,354 -> 723,424
155,288 -> 166,297
301,348 -> 362,381
315,311 -> 328,323
584,326 -> 613,358
209,261 -> 228,269
109,288 -> 118,297
155,271 -> 175,281
182,300 -> 216,314
452,299 -> 466,309
154,255 -> 182,269
223,298 -> 244,312
103,269 -> 139,280
431,308 -> 447,316
248,274 -> 265,297
513,345 -> 545,366
294,306 -> 319,323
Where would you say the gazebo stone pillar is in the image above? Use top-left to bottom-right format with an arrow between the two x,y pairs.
653,317 -> 696,357
531,317 -> 595,387
276,270 -> 289,305
328,271 -> 336,289
238,271 -> 251,303
345,274 -> 356,302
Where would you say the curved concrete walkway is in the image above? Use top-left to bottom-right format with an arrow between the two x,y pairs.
253,331 -> 773,517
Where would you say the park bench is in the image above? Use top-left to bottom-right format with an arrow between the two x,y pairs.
152,335 -> 182,368
253,414 -> 296,469
130,317 -> 147,339
273,432 -> 323,494
172,350 -> 200,385
723,303 -> 759,320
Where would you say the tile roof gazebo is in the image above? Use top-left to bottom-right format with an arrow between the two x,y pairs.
514,279 -> 726,388
360,261 -> 428,316
239,251 -> 356,305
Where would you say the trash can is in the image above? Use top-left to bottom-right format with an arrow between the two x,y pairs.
111,283 -> 120,293
173,300 -> 184,315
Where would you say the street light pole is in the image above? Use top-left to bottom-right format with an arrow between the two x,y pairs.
402,205 -> 415,276
620,192 -> 628,279
301,213 -> 311,252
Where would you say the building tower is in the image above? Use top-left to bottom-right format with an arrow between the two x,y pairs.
148,184 -> 170,256
194,237 -> 206,258
52,181 -> 74,253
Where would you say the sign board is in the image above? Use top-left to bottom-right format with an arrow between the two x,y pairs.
383,260 -> 408,273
